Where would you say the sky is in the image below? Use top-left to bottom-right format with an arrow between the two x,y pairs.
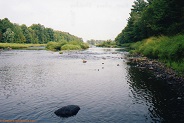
0,0 -> 134,41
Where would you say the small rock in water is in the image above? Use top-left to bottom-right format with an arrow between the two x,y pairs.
54,105 -> 80,117
177,97 -> 182,100
83,60 -> 87,63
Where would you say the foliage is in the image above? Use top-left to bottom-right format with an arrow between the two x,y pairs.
129,35 -> 184,72
46,41 -> 67,51
46,40 -> 89,51
87,39 -> 106,46
115,0 -> 184,73
79,42 -> 89,49
61,44 -> 82,50
0,18 -> 83,44
46,42 -> 60,51
2,28 -> 15,43
115,0 -> 184,44
68,41 -> 89,49
96,40 -> 117,48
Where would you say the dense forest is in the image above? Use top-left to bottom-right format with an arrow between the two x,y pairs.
0,18 -> 82,44
115,0 -> 184,44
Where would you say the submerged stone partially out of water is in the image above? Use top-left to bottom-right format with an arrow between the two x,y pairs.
54,105 -> 80,117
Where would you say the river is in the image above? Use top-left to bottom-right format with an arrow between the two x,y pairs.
0,48 -> 183,123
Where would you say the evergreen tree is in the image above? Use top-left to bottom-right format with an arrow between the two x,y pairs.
115,0 -> 184,44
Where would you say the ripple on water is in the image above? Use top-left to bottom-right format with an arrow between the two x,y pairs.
0,48 -> 183,122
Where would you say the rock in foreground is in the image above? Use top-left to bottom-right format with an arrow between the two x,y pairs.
54,105 -> 80,117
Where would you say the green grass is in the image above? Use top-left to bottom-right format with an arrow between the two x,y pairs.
128,35 -> 184,73
0,43 -> 46,49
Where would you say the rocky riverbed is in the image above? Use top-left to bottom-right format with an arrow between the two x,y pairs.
127,55 -> 184,100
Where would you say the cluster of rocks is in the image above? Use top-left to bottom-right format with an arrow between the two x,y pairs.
127,56 -> 184,98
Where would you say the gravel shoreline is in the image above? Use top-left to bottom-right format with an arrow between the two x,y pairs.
126,55 -> 184,98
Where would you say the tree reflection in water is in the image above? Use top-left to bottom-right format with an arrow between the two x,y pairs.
127,65 -> 184,122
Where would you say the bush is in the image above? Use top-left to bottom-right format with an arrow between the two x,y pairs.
79,43 -> 89,49
61,44 -> 82,50
46,40 -> 89,51
46,42 -> 60,51
68,41 -> 89,49
96,40 -> 117,48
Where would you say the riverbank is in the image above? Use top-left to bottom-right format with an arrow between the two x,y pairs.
127,54 -> 184,100
123,35 -> 184,73
0,43 -> 46,50
127,54 -> 184,81
123,35 -> 184,99
123,35 -> 184,101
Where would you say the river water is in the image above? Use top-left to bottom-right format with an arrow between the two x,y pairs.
0,48 -> 183,123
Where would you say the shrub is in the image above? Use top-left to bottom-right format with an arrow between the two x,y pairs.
61,44 -> 82,50
46,42 -> 59,51
79,43 -> 89,49
46,41 -> 67,51
46,40 -> 88,51
96,40 -> 117,48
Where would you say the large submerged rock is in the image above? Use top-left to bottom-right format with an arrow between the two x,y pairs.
54,105 -> 80,117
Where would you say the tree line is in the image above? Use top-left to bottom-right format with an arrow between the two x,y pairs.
115,0 -> 184,44
0,18 -> 83,44
87,39 -> 106,46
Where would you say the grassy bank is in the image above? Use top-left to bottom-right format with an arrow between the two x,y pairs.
46,41 -> 89,51
0,43 -> 46,49
127,35 -> 184,73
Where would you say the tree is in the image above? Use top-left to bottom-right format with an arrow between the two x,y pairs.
0,18 -> 83,44
30,24 -> 47,44
21,24 -> 32,43
45,28 -> 54,42
115,0 -> 148,44
3,28 -> 15,43
0,18 -> 14,42
28,28 -> 39,44
115,0 -> 184,44
0,19 -> 3,42
13,24 -> 26,43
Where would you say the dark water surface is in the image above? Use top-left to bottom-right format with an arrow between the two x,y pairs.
0,48 -> 183,123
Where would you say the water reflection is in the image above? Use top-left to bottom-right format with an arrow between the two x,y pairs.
127,65 -> 184,122
0,49 -> 184,122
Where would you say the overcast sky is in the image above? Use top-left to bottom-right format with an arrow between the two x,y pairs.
0,0 -> 134,41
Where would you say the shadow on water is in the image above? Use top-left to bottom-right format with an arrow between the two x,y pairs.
127,65 -> 184,122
